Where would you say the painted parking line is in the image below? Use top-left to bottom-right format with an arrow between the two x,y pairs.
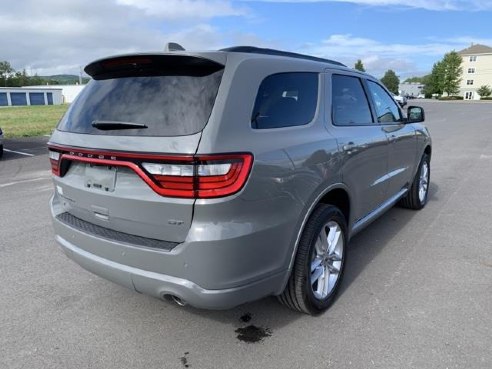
3,148 -> 35,157
0,177 -> 50,188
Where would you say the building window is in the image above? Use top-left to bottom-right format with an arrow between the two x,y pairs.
469,56 -> 477,62
468,68 -> 475,73
467,80 -> 474,85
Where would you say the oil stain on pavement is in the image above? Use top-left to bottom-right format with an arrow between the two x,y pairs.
235,313 -> 272,343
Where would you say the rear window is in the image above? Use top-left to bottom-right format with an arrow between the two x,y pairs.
251,72 -> 318,129
57,70 -> 223,136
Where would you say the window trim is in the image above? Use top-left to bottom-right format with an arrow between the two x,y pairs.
470,55 -> 477,62
250,71 -> 321,131
468,67 -> 475,74
329,73 -> 376,127
364,79 -> 404,125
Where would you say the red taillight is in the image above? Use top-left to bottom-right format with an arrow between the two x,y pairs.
196,156 -> 252,198
48,150 -> 61,176
48,145 -> 253,199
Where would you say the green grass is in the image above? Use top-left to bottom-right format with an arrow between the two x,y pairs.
0,105 -> 69,138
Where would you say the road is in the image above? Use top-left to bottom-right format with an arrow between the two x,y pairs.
0,101 -> 491,369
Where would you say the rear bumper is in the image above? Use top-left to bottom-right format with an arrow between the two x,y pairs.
50,195 -> 290,310
57,234 -> 285,309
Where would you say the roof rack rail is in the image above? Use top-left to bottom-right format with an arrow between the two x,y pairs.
220,46 -> 346,67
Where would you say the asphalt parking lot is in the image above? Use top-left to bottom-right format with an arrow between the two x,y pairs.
1,101 -> 491,369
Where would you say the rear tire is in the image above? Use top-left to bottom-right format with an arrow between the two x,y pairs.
278,204 -> 347,315
399,153 -> 430,210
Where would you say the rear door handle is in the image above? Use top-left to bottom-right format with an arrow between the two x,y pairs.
389,134 -> 397,143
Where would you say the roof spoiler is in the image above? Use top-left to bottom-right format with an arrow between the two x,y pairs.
84,54 -> 223,80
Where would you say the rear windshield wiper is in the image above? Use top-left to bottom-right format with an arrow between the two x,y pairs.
91,121 -> 148,130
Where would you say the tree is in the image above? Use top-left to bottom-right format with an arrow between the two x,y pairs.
380,69 -> 400,94
422,61 -> 444,97
441,51 -> 462,96
0,61 -> 15,87
354,59 -> 365,72
477,85 -> 492,98
404,76 -> 426,83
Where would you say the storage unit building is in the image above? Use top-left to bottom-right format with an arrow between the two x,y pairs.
0,87 -> 63,106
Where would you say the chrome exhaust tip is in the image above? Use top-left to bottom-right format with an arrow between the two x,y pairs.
170,295 -> 187,307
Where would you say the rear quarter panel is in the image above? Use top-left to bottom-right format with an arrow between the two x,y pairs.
194,57 -> 345,288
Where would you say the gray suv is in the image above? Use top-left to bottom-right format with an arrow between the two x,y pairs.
48,46 -> 431,314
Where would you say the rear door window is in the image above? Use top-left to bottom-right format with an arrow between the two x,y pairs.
251,72 -> 318,129
57,70 -> 223,137
331,74 -> 373,126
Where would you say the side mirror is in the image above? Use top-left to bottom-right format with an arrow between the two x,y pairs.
407,106 -> 425,123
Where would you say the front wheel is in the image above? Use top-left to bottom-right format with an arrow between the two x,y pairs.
278,204 -> 347,315
400,153 -> 430,210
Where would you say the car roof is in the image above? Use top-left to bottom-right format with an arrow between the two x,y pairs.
220,46 -> 346,67
85,45 -> 374,78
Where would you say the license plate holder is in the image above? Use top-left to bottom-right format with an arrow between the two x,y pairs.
85,165 -> 117,192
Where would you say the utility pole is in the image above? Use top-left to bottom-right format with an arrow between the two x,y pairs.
79,66 -> 82,85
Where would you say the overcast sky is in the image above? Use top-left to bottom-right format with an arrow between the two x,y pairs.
2,0 -> 492,78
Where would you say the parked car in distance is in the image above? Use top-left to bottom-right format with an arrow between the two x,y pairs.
392,93 -> 407,107
48,45 -> 431,315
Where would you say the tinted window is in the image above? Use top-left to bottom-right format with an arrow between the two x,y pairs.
366,81 -> 402,123
252,73 -> 318,129
57,70 -> 223,136
331,75 -> 373,126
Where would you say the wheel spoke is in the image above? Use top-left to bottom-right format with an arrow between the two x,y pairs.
322,266 -> 330,296
311,265 -> 324,285
315,227 -> 329,255
327,226 -> 341,255
311,257 -> 322,273
327,264 -> 340,274
328,254 -> 342,262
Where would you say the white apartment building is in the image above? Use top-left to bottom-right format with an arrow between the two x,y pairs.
458,44 -> 492,100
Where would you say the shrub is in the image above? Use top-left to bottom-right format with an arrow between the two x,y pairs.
477,85 -> 492,98
438,96 -> 464,101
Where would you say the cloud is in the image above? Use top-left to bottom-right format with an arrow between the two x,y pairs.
299,34 -> 488,76
0,0 -> 249,75
116,0 -> 248,19
2,0 -> 490,78
244,0 -> 492,11
302,34 -> 451,58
